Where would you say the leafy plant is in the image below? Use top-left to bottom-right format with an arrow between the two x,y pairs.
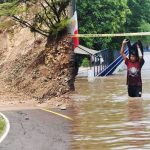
0,117 -> 5,136
0,0 -> 71,37
77,0 -> 150,50
81,57 -> 90,67
77,0 -> 130,50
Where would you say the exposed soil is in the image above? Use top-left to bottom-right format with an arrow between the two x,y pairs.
0,79 -> 74,111
0,21 -> 76,111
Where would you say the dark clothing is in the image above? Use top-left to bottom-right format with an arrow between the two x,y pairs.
128,85 -> 142,97
127,40 -> 144,59
125,58 -> 144,86
125,58 -> 144,97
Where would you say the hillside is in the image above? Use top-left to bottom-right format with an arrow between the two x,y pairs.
0,17 -> 75,109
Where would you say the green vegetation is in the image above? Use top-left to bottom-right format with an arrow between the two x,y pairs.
0,0 -> 70,37
0,117 -> 5,136
81,57 -> 90,67
0,19 -> 16,29
77,0 -> 150,50
0,0 -> 25,16
1,0 -> 150,49
126,0 -> 150,43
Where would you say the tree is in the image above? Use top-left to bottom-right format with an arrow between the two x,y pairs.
0,0 -> 70,37
126,0 -> 150,43
126,0 -> 150,32
77,0 -> 130,49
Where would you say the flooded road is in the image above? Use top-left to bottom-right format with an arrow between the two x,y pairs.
72,52 -> 150,150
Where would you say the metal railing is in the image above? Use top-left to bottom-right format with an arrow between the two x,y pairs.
93,49 -> 114,76
74,44 -> 119,77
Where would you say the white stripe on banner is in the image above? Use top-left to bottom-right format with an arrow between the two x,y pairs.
71,32 -> 150,37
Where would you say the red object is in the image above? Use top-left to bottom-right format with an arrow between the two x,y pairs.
70,11 -> 79,48
125,58 -> 144,86
73,30 -> 79,48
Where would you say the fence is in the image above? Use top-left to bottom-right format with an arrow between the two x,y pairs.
93,49 -> 115,76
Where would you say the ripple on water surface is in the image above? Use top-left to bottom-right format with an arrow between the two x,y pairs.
72,76 -> 150,150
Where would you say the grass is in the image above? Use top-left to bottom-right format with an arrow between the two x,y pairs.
0,19 -> 16,30
0,117 -> 5,136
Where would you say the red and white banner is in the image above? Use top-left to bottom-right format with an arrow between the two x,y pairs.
70,11 -> 79,48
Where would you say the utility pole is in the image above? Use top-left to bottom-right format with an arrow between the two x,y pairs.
72,0 -> 76,13
68,0 -> 76,34
69,0 -> 76,17
67,0 -> 78,91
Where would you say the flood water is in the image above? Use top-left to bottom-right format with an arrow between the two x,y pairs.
72,53 -> 150,150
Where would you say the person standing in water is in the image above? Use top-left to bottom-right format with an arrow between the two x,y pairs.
120,39 -> 145,97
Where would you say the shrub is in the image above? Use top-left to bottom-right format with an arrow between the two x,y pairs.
81,57 -> 90,67
0,117 -> 5,136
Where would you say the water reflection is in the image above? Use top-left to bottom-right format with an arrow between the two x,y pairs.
72,76 -> 150,150
127,99 -> 148,149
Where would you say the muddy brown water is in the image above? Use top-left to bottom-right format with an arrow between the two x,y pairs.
72,58 -> 150,150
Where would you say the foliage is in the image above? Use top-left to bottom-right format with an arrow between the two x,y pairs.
0,19 -> 16,29
77,0 -> 130,50
0,118 -> 5,135
126,0 -> 150,32
0,1 -> 25,16
77,0 -> 150,50
126,0 -> 150,43
81,57 -> 90,67
0,0 -> 70,37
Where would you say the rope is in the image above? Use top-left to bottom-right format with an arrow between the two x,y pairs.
70,32 -> 150,38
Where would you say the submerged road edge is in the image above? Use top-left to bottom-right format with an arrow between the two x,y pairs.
0,112 -> 10,144
41,108 -> 73,121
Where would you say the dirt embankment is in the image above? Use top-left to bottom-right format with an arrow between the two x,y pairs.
0,20 -> 76,109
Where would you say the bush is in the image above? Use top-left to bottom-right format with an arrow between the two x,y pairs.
0,117 -> 5,136
81,57 -> 90,67
0,19 -> 16,30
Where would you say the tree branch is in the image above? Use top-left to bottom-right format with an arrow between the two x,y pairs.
44,0 -> 60,23
40,2 -> 56,28
12,15 -> 49,37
